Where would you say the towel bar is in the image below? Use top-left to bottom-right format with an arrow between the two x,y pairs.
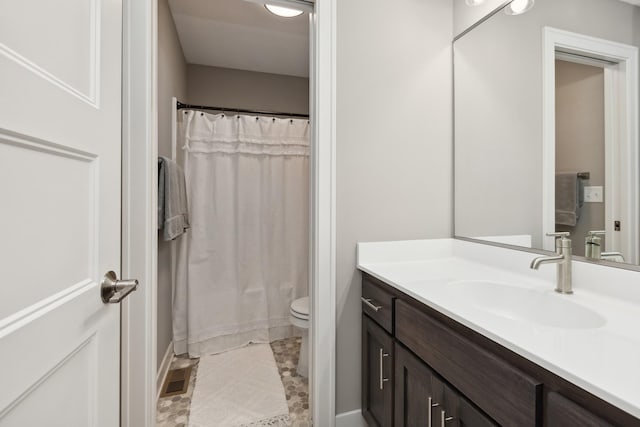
577,172 -> 590,180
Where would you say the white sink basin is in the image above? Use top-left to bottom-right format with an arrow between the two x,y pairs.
446,280 -> 607,330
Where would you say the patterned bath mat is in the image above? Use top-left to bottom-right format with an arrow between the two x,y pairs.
188,344 -> 290,427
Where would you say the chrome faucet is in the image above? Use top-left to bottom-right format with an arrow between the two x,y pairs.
530,232 -> 572,294
601,251 -> 626,262
585,230 -> 626,262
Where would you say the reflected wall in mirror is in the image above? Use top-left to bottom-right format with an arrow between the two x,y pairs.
454,0 -> 640,265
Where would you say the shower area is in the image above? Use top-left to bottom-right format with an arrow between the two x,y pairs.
156,0 -> 312,425
173,104 -> 310,356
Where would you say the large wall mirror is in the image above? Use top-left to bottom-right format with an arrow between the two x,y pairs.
454,0 -> 640,266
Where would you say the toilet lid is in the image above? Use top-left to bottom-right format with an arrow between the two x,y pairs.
290,296 -> 309,319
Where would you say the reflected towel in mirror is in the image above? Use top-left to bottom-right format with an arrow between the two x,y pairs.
555,172 -> 584,226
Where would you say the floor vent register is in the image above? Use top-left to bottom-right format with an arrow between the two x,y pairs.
160,366 -> 192,398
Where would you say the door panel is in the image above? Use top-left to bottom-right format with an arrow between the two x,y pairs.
0,139 -> 95,317
0,0 -> 97,101
0,0 -> 122,425
2,334 -> 98,426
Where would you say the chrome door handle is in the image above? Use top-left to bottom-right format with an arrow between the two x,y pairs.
101,271 -> 139,303
361,297 -> 382,312
379,348 -> 389,390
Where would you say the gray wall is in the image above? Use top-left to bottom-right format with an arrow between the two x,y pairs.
454,0 -> 640,249
555,60 -> 605,255
157,0 -> 187,369
186,65 -> 309,115
336,0 -> 453,415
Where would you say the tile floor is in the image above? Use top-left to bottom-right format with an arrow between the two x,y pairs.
270,337 -> 310,426
157,355 -> 199,427
156,337 -> 310,427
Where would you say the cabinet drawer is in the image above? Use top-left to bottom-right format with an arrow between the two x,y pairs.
546,392 -> 613,427
362,276 -> 394,334
396,300 -> 542,427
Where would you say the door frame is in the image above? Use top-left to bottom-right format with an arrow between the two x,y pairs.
120,0 -> 337,426
542,27 -> 639,262
120,0 -> 158,425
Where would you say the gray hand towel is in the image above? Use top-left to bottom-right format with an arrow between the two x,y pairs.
158,156 -> 190,240
555,172 -> 583,226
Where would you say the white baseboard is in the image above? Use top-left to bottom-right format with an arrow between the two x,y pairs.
336,409 -> 367,427
156,340 -> 174,399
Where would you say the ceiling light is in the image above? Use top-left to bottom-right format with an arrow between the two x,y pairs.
504,0 -> 535,15
465,0 -> 485,6
264,4 -> 304,18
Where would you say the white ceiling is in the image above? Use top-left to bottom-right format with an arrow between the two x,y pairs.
168,0 -> 310,78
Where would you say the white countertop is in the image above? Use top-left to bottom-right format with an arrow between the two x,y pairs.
357,238 -> 640,419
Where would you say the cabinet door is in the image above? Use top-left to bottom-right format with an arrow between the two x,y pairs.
363,314 -> 394,427
395,343 -> 444,427
442,383 -> 498,427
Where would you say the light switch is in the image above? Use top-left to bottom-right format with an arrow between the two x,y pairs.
584,186 -> 603,203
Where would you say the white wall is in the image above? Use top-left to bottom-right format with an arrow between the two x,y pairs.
157,0 -> 187,368
336,0 -> 453,415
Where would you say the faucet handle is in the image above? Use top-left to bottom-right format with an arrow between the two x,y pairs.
546,232 -> 570,238
587,230 -> 606,236
546,232 -> 571,251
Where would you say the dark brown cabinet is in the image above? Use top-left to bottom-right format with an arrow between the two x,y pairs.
395,344 -> 496,427
362,314 -> 394,427
361,272 -> 640,427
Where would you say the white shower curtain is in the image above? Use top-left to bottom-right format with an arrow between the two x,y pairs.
173,110 -> 309,357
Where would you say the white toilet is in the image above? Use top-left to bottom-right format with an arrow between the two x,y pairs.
289,296 -> 309,377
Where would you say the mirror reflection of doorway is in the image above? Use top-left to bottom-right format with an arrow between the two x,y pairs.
554,58 -> 606,257
542,27 -> 639,264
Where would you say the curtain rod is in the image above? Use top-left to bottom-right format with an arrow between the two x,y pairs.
176,101 -> 309,119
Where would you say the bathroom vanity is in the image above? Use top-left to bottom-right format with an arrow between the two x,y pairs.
358,239 -> 640,427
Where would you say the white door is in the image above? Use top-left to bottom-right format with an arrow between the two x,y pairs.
0,0 -> 125,425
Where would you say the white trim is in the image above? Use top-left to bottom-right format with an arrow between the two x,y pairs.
336,410 -> 367,427
311,0 -> 337,425
604,67 -> 618,252
121,0 -> 158,426
156,341 -> 174,399
542,27 -> 639,262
